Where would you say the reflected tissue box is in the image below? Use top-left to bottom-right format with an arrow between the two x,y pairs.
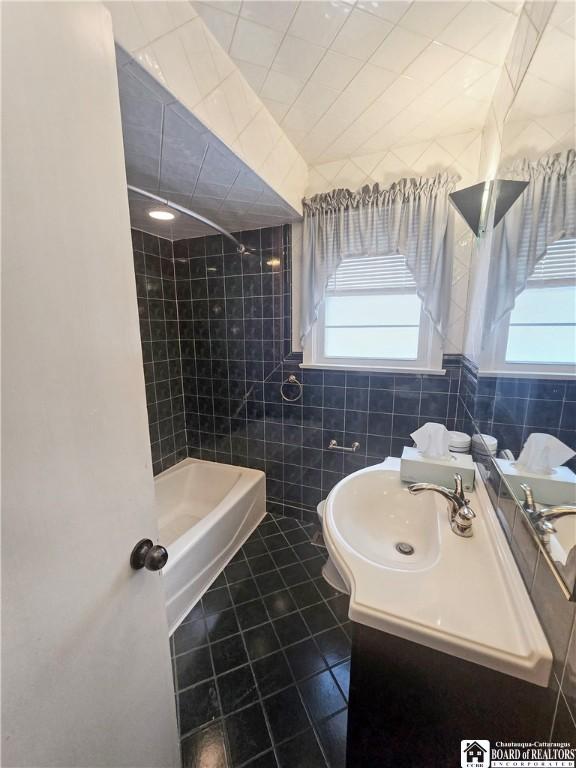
495,458 -> 576,506
400,447 -> 475,492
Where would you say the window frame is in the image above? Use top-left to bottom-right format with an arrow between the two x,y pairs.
302,287 -> 444,374
481,238 -> 576,378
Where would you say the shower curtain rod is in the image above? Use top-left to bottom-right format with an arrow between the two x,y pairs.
127,184 -> 248,253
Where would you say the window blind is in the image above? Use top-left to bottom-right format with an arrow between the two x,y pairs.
326,254 -> 416,294
527,238 -> 576,286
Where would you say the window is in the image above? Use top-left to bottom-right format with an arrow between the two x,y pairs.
303,254 -> 443,372
487,238 -> 576,374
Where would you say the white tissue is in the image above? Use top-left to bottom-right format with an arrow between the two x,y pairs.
410,422 -> 451,459
516,433 -> 575,475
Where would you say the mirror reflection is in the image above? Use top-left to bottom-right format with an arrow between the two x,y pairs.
459,11 -> 575,595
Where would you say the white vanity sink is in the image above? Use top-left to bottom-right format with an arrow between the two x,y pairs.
324,458 -> 552,687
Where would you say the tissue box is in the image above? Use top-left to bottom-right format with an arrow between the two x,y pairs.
495,458 -> 576,506
400,447 -> 475,491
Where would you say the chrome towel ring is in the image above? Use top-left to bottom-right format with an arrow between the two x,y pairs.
280,374 -> 303,403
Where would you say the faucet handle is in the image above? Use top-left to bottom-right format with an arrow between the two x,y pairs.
535,518 -> 556,536
520,483 -> 536,515
453,473 -> 465,502
458,505 -> 476,521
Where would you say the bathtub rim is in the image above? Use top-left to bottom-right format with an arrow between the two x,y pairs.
155,457 -> 265,571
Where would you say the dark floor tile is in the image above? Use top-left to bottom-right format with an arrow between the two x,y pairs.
181,721 -> 227,768
244,751 -> 278,768
314,578 -> 343,600
182,602 -> 203,624
290,581 -> 323,609
237,598 -> 269,631
273,613 -> 310,646
285,638 -> 327,681
264,533 -> 289,552
280,563 -> 310,586
211,633 -> 249,676
331,660 -> 350,701
284,528 -> 309,545
259,520 -> 280,538
225,560 -> 252,583
301,603 -> 338,635
229,577 -> 260,605
217,664 -> 258,714
299,669 -> 346,722
263,589 -> 297,619
303,556 -> 326,579
255,570 -> 285,596
317,709 -> 347,768
249,554 -> 277,575
206,608 -> 240,642
176,645 -> 213,691
203,587 -> 232,616
276,728 -> 327,768
208,572 -> 227,591
292,542 -> 319,561
225,703 -> 272,766
315,627 -> 351,667
270,547 -> 298,568
243,538 -> 268,558
252,650 -> 294,697
276,517 -> 300,532
174,618 -> 208,655
263,686 -> 310,743
243,622 -> 280,660
179,679 -> 220,735
326,594 -> 349,624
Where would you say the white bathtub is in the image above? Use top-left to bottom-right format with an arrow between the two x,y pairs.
155,457 -> 266,634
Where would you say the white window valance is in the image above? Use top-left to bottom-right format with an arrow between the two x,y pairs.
300,174 -> 459,346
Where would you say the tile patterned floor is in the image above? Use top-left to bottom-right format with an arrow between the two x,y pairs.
170,513 -> 351,768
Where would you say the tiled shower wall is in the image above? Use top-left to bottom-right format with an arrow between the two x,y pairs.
132,229 -> 187,473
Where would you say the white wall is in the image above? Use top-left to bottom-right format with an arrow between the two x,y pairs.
104,0 -> 308,213
1,4 -> 178,766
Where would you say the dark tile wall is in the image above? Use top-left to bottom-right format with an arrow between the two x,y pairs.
131,229 -> 187,474
459,358 -> 576,471
457,356 -> 576,740
171,225 -> 461,521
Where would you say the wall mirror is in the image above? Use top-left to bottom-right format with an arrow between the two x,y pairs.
464,10 -> 575,599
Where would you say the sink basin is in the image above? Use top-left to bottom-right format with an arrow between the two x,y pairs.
324,458 -> 552,687
332,469 -> 441,571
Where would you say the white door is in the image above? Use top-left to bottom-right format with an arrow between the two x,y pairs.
1,3 -> 179,766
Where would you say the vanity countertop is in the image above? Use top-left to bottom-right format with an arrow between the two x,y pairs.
324,457 -> 552,687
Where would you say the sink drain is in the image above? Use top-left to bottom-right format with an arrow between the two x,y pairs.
395,542 -> 415,556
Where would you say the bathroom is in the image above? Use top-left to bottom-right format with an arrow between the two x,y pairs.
2,0 -> 575,766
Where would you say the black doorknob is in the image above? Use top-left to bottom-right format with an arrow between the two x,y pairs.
130,538 -> 168,571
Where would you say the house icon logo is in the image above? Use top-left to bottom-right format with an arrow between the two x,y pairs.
461,740 -> 490,768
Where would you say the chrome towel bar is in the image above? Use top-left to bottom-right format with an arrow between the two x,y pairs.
328,440 -> 360,453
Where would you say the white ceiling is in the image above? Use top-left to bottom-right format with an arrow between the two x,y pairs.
194,0 -> 522,166
117,48 -> 301,240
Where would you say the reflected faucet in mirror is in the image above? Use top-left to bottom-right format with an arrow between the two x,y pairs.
521,483 -> 576,541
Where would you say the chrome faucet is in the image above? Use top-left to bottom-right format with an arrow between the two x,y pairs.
521,483 -> 576,540
408,474 -> 476,538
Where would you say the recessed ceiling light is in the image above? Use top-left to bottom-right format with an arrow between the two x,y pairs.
148,209 -> 175,221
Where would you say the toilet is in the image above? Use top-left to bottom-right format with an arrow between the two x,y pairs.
317,500 -> 350,594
